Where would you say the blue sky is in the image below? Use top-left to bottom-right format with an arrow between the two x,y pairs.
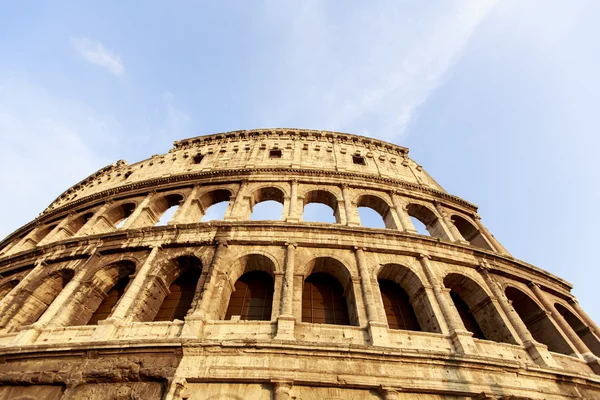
1,1 -> 599,323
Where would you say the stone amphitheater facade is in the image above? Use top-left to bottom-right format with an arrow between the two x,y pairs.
0,129 -> 599,400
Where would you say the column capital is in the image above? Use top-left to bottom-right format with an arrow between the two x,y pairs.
214,240 -> 228,248
284,242 -> 297,249
568,298 -> 579,306
527,281 -> 541,289
477,260 -> 491,272
353,246 -> 367,252
417,253 -> 431,260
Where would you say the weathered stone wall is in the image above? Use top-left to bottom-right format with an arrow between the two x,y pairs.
0,130 -> 598,399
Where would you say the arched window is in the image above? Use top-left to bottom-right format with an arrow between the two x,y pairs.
444,273 -> 516,344
356,195 -> 396,229
199,189 -> 231,222
3,269 -> 73,331
451,215 -> 493,250
378,279 -> 420,331
154,256 -> 202,322
225,271 -> 274,321
249,187 -> 285,220
68,212 -> 94,235
302,273 -> 350,326
155,194 -> 184,226
86,261 -> 136,325
505,287 -> 573,355
555,303 -> 600,357
19,224 -> 57,250
113,203 -> 136,229
450,291 -> 485,339
406,204 -> 448,239
302,190 -> 339,223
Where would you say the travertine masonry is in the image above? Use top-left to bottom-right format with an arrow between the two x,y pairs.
0,129 -> 598,399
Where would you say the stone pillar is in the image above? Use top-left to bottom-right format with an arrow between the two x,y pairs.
390,192 -> 416,233
478,263 -> 560,368
529,282 -> 599,371
124,192 -> 157,229
276,243 -> 296,340
225,181 -> 249,221
36,216 -> 72,246
272,381 -> 293,400
191,241 -> 228,320
171,185 -> 200,224
76,203 -> 112,236
473,214 -> 511,256
569,298 -> 600,337
418,254 -> 476,354
286,180 -> 300,222
0,258 -> 47,324
342,184 -> 360,226
434,202 -> 467,244
106,246 -> 160,323
354,247 -> 388,345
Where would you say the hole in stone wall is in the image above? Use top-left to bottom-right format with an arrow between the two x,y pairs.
409,216 -> 430,236
193,153 -> 204,164
358,207 -> 386,228
269,149 -> 282,158
353,155 -> 366,165
201,201 -> 229,222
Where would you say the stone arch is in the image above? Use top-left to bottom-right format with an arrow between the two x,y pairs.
444,273 -> 516,344
0,279 -> 19,301
59,260 -> 136,326
302,189 -> 340,223
450,214 -> 493,250
18,224 -> 58,251
248,186 -> 286,220
302,257 -> 359,326
199,189 -> 232,222
104,202 -> 137,229
555,302 -> 600,357
154,193 -> 185,226
3,269 -> 74,331
356,194 -> 397,229
504,286 -> 574,355
66,211 -> 95,236
218,253 -> 277,320
406,203 -> 449,239
377,264 -> 441,333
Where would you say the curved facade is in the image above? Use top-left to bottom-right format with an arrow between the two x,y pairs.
0,128 -> 599,399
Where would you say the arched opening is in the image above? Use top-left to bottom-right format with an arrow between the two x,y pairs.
303,273 -> 350,326
154,256 -> 203,322
444,274 -> 516,344
155,194 -> 184,226
225,271 -> 274,321
302,190 -> 339,223
0,280 -> 18,301
5,269 -> 73,331
19,224 -> 58,250
555,303 -> 600,357
356,194 -> 396,229
112,203 -> 136,229
68,212 -> 94,235
406,204 -> 448,239
378,280 -> 420,331
199,189 -> 231,222
249,187 -> 285,220
451,215 -> 493,250
377,264 -> 442,333
505,287 -> 573,355
217,254 -> 276,320
86,260 -> 136,325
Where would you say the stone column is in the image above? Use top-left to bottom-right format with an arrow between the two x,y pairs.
272,381 -> 293,400
390,192 -> 416,233
473,214 -> 511,256
106,246 -> 160,323
355,247 -> 389,345
478,263 -> 561,368
418,254 -> 476,354
76,202 -> 112,236
124,192 -> 157,229
171,185 -> 200,224
569,298 -> 600,337
434,202 -> 467,244
225,181 -> 249,221
276,243 -> 297,340
342,184 -> 360,226
286,180 -> 300,222
529,282 -> 598,370
191,241 -> 228,320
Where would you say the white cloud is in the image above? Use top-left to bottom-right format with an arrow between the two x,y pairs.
71,36 -> 124,76
263,0 -> 499,140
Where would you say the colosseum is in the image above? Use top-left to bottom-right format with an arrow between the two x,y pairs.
0,129 -> 598,399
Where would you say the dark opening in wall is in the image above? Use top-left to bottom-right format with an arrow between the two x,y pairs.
269,149 -> 282,158
353,155 -> 366,165
193,153 -> 204,164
